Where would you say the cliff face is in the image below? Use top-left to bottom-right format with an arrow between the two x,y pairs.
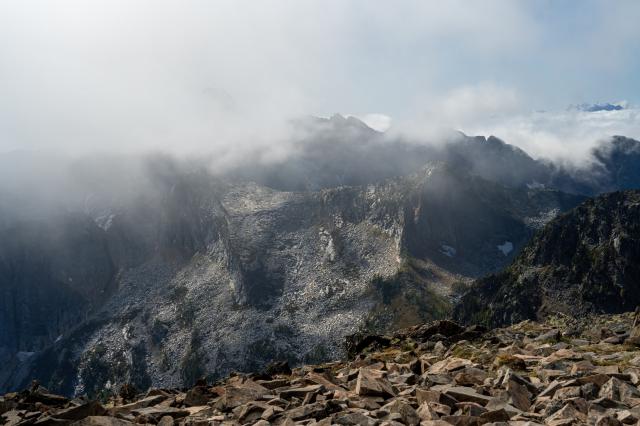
0,163 -> 583,396
454,190 -> 640,327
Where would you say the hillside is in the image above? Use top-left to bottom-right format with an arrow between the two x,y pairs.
454,190 -> 640,327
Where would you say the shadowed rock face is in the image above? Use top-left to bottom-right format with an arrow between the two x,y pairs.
455,190 -> 640,327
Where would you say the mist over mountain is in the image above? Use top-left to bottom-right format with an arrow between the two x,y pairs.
3,114 -> 640,395
2,3 -> 640,419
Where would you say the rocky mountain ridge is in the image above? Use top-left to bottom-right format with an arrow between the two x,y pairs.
0,162 -> 583,396
454,190 -> 640,328
2,126 -> 640,397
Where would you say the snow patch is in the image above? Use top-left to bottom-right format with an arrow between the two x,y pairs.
95,213 -> 115,231
497,241 -> 514,256
440,244 -> 456,257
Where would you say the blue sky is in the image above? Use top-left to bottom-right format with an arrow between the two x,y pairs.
0,0 -> 638,157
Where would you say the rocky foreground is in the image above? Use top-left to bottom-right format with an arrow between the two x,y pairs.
6,313 -> 640,425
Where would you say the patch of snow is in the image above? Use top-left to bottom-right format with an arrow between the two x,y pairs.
440,244 -> 456,257
497,241 -> 514,256
527,181 -> 545,190
95,213 -> 115,231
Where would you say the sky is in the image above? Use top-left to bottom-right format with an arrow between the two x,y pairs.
0,0 -> 639,160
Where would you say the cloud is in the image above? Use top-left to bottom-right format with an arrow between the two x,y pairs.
0,0 -> 637,171
394,81 -> 640,164
473,106 -> 640,164
0,1 -> 541,157
392,83 -> 522,142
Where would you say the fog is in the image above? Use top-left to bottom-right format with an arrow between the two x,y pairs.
0,1 -> 639,218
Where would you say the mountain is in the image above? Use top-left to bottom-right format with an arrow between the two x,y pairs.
2,116 -> 640,396
454,190 -> 640,327
549,136 -> 640,195
569,102 -> 626,112
0,160 -> 583,396
229,115 -> 640,197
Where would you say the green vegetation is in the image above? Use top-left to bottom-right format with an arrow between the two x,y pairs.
363,256 -> 452,334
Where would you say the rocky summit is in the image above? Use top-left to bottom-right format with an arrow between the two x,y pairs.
455,190 -> 640,328
6,313 -> 640,425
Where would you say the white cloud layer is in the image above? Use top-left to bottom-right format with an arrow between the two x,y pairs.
0,0 -> 638,162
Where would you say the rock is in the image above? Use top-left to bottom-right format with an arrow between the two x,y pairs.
264,360 -> 292,376
595,415 -> 622,426
52,401 -> 106,421
545,402 -> 586,425
433,385 -> 492,406
279,384 -> 324,399
416,403 -> 441,421
71,416 -> 135,426
285,402 -> 327,421
454,368 -> 487,386
108,394 -> 168,416
156,416 -> 174,426
183,386 -> 211,407
480,408 -> 511,422
440,415 -> 482,426
215,380 -> 269,410
334,412 -> 378,425
355,368 -> 396,397
505,378 -> 532,411
553,386 -> 581,400
233,401 -> 269,423
131,406 -> 190,422
381,399 -> 420,425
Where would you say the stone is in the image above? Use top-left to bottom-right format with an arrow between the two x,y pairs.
506,378 -> 531,411
157,416 -> 174,426
381,399 -> 420,425
545,402 -> 586,425
52,401 -> 106,421
285,402 -> 327,421
480,408 -> 511,423
108,394 -> 167,415
594,416 -> 622,426
416,390 -> 444,406
455,401 -> 486,417
355,368 -> 396,398
454,367 -> 487,386
70,416 -> 135,426
434,385 -> 492,406
131,406 -> 190,422
279,384 -> 324,399
215,380 -> 269,410
183,386 -> 210,407
416,402 -> 440,421
440,415 -> 482,426
553,386 -> 581,400
264,360 -> 292,376
334,412 -> 378,425
233,401 -> 269,423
